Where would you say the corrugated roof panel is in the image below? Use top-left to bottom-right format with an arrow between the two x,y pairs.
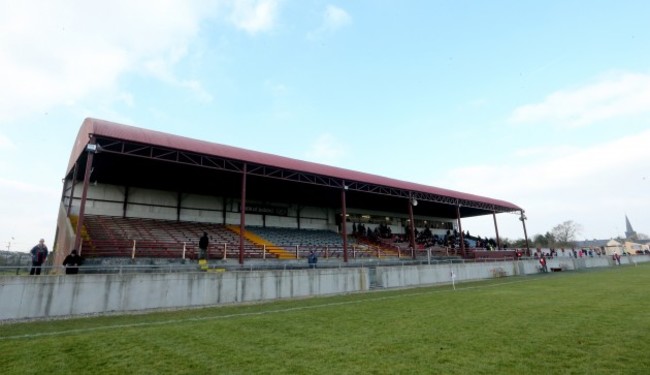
66,118 -> 521,211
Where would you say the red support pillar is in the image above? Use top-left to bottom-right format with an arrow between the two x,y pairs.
73,139 -> 96,251
492,211 -> 501,250
341,182 -> 348,262
239,163 -> 247,265
66,162 -> 78,217
456,203 -> 465,258
122,186 -> 130,218
407,194 -> 416,259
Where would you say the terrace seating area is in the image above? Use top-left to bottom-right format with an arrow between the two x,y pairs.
75,215 -> 418,261
78,215 -> 264,259
247,227 -> 343,247
246,226 -> 405,259
469,249 -> 518,260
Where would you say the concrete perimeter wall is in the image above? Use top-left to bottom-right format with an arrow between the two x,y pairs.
2,255 -> 648,321
377,255 -> 649,289
0,268 -> 368,321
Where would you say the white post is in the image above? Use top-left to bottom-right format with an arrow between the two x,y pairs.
353,246 -> 356,259
427,248 -> 431,265
182,242 -> 186,259
295,245 -> 299,259
131,239 -> 136,259
263,244 -> 266,260
78,241 -> 83,256
223,243 -> 227,260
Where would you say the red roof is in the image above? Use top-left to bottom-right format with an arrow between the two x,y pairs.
68,118 -> 521,211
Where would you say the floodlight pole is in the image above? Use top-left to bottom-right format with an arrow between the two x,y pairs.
239,163 -> 247,265
341,182 -> 349,262
520,210 -> 530,255
73,138 -> 97,252
492,210 -> 502,250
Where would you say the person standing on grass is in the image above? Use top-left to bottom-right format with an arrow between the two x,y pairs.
199,232 -> 209,260
30,238 -> 48,275
62,249 -> 83,274
539,254 -> 548,273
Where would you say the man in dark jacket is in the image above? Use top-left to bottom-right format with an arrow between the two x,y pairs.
308,250 -> 318,269
62,249 -> 83,274
30,238 -> 48,275
199,232 -> 209,260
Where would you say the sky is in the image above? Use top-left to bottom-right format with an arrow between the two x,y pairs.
1,0 -> 649,252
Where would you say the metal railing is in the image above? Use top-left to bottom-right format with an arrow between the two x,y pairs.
0,254 -> 530,276
77,239 -> 423,261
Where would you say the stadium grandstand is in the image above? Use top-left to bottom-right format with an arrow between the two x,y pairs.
52,118 -> 528,270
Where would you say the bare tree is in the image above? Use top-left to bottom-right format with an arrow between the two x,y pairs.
532,232 -> 555,248
551,220 -> 582,246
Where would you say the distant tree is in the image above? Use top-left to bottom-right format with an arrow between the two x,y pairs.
533,233 -> 550,248
551,220 -> 582,247
511,238 -> 529,248
544,232 -> 556,247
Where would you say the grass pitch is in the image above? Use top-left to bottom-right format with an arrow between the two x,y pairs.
1,264 -> 649,374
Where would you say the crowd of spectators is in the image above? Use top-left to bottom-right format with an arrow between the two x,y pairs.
352,223 -> 502,251
534,247 -> 604,259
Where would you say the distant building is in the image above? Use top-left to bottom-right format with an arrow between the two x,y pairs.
625,215 -> 638,241
575,216 -> 649,254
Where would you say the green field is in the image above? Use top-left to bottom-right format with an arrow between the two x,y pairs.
1,264 -> 649,374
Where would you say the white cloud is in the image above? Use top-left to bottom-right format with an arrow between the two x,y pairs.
512,145 -> 574,158
439,130 -> 650,240
323,5 -> 352,30
229,0 -> 281,34
305,133 -> 346,165
264,80 -> 289,97
0,1 -> 225,122
510,72 -> 650,127
308,4 -> 351,40
0,133 -> 16,150
0,178 -> 60,251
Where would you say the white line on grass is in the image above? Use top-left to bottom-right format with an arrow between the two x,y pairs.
0,277 -> 540,341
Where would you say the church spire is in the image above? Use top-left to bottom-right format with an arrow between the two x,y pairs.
625,215 -> 638,240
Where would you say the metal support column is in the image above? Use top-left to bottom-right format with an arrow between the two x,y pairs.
341,182 -> 349,262
492,211 -> 501,250
408,194 -> 416,259
456,203 -> 465,258
239,163 -> 247,265
520,210 -> 530,255
72,139 -> 97,251
122,186 -> 129,218
66,162 -> 78,217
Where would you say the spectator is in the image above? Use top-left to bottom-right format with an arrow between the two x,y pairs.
62,249 -> 83,275
199,232 -> 209,260
30,238 -> 48,275
539,254 -> 548,273
308,250 -> 318,269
